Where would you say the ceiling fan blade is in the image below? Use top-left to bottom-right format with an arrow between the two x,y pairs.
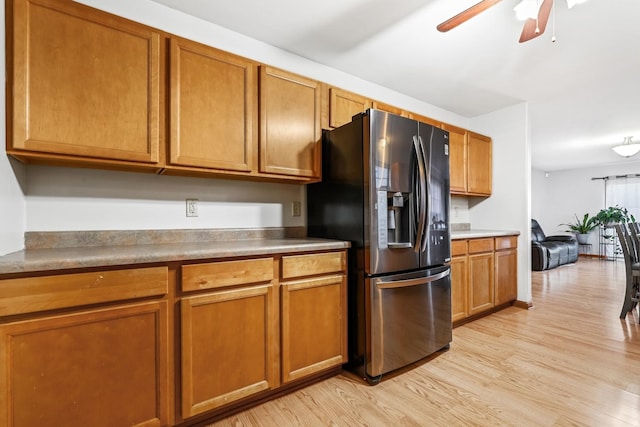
437,0 -> 502,32
519,0 -> 554,43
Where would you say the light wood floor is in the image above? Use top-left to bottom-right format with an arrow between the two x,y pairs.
209,258 -> 640,426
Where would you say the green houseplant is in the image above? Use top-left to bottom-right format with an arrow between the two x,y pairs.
561,213 -> 598,244
595,205 -> 635,227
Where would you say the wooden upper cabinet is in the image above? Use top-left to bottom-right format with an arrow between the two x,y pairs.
259,66 -> 321,179
409,112 -> 442,128
328,87 -> 371,128
443,124 -> 468,194
371,101 -> 407,117
168,37 -> 257,173
9,0 -> 162,168
467,132 -> 492,196
442,124 -> 492,196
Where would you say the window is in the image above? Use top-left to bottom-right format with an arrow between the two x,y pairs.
605,176 -> 640,221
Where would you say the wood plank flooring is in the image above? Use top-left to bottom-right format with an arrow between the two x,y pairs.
208,259 -> 640,426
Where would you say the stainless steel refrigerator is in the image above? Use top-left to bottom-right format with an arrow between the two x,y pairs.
307,109 -> 452,384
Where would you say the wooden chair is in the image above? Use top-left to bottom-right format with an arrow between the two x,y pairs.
614,224 -> 640,320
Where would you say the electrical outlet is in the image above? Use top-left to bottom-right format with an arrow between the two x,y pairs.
292,201 -> 301,217
186,199 -> 198,217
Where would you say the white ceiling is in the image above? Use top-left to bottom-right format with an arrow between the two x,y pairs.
150,0 -> 640,172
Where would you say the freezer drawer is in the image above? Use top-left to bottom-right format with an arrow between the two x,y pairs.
367,266 -> 452,380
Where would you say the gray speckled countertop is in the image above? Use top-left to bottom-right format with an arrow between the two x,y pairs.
0,228 -> 350,276
452,229 -> 521,240
0,227 -> 518,276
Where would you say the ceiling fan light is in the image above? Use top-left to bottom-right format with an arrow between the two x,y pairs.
566,0 -> 588,9
514,0 -> 541,20
612,136 -> 640,157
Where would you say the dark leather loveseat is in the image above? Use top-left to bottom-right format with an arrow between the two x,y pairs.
531,219 -> 579,271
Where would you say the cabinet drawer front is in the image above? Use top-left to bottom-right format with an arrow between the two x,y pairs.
282,251 -> 346,279
451,240 -> 468,256
181,258 -> 274,291
468,238 -> 494,254
495,235 -> 518,250
0,267 -> 168,317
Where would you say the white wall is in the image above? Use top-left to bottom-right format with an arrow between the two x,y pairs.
530,168 -> 546,224
450,196 -> 470,225
531,161 -> 640,247
468,103 -> 532,303
25,166 -> 308,231
0,0 -> 27,255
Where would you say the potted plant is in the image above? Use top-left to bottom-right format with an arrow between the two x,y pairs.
560,213 -> 598,244
595,205 -> 636,227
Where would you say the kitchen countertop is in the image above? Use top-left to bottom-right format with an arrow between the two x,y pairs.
451,229 -> 521,240
0,227 -> 519,276
0,228 -> 350,276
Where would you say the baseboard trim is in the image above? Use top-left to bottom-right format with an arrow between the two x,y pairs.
513,300 -> 534,309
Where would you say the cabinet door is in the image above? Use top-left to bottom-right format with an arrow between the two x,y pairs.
169,37 -> 257,173
442,124 -> 467,194
468,252 -> 494,315
467,132 -> 492,195
0,301 -> 169,427
281,274 -> 347,383
180,284 -> 277,417
259,66 -> 321,179
328,87 -> 371,128
10,0 -> 161,166
371,101 -> 407,117
450,255 -> 468,323
495,249 -> 518,305
409,112 -> 442,128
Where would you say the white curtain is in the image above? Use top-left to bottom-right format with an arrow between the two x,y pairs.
605,176 -> 640,221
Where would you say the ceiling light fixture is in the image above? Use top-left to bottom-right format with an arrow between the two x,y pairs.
513,0 -> 541,20
566,0 -> 588,8
612,136 -> 640,158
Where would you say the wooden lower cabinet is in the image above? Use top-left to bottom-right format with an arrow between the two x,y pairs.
281,274 -> 346,383
468,251 -> 494,315
495,236 -> 519,306
451,235 -> 518,325
0,249 -> 348,426
450,240 -> 469,322
180,284 -> 277,418
0,300 -> 170,427
280,252 -> 347,384
178,250 -> 347,421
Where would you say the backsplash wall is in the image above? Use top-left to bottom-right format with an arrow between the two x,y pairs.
450,196 -> 470,226
25,166 -> 306,232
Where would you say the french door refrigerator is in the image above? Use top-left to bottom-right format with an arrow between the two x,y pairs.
308,109 -> 452,385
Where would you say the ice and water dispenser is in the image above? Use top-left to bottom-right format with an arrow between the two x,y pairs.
376,188 -> 412,249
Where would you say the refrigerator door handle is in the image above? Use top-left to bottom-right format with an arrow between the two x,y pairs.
376,269 -> 450,289
417,135 -> 431,253
412,135 -> 427,253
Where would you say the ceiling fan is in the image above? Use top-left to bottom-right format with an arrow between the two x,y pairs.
437,0 -> 581,43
